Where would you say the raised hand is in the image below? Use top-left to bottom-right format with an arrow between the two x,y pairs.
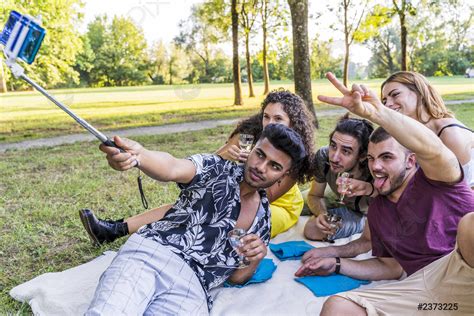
99,136 -> 143,171
224,144 -> 242,161
336,177 -> 374,198
317,72 -> 385,121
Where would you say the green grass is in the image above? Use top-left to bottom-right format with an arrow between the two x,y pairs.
0,113 -> 332,313
0,99 -> 473,312
1,77 -> 473,143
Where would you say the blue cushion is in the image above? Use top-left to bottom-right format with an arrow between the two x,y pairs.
224,258 -> 277,288
295,273 -> 371,296
269,241 -> 314,261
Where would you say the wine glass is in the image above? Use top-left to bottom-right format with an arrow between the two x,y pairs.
228,228 -> 250,269
239,134 -> 254,153
323,213 -> 343,242
337,172 -> 351,204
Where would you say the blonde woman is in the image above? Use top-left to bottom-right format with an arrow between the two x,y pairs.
380,71 -> 473,187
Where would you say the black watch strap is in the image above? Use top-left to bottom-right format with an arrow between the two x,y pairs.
335,257 -> 341,274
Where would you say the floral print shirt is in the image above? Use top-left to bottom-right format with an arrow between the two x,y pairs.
137,154 -> 271,309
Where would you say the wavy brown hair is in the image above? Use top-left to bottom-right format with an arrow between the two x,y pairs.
230,89 -> 316,183
381,71 -> 453,123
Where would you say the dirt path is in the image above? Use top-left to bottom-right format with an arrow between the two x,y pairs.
1,98 -> 472,153
0,109 -> 347,153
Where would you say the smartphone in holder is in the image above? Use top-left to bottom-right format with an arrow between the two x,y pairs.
1,11 -> 45,64
0,10 -> 122,151
0,10 -> 149,208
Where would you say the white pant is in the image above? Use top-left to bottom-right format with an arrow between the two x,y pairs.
86,234 -> 209,316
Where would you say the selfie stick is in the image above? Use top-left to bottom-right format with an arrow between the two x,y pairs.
8,62 -> 117,147
2,11 -> 120,149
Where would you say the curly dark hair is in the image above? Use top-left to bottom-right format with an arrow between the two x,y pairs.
230,114 -> 262,140
230,89 -> 316,183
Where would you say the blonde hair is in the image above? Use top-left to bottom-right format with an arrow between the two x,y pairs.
381,71 -> 453,123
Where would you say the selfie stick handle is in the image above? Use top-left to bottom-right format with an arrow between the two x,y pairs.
11,64 -> 122,150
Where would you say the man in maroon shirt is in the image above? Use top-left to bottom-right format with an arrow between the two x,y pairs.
296,73 -> 474,315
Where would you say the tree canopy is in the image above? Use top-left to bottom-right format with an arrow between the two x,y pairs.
0,0 -> 472,92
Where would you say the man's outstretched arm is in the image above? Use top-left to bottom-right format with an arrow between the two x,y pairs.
302,219 -> 372,262
318,73 -> 461,184
296,255 -> 403,281
99,136 -> 196,184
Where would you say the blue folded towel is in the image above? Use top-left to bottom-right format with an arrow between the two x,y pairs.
269,241 -> 314,260
295,273 -> 371,296
224,258 -> 277,288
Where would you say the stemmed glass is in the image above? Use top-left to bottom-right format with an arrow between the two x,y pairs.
239,134 -> 254,153
337,172 -> 351,204
323,214 -> 343,242
228,228 -> 250,269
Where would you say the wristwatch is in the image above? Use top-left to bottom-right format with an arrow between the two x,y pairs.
335,257 -> 341,274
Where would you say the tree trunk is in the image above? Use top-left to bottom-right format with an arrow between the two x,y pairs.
169,61 -> 173,85
343,0 -> 350,87
0,59 -> 7,93
343,45 -> 350,87
262,0 -> 270,95
288,0 -> 317,126
384,34 -> 395,73
245,33 -> 255,97
399,12 -> 407,71
232,0 -> 243,105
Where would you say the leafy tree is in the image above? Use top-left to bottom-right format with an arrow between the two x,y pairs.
391,0 -> 417,71
84,16 -> 150,87
255,40 -> 294,81
288,0 -> 316,124
0,0 -> 84,90
0,55 -> 7,92
174,0 -> 229,84
148,40 -> 168,84
239,0 -> 259,97
358,0 -> 416,73
326,0 -> 371,86
259,0 -> 289,94
206,50 -> 233,83
166,44 -> 191,85
366,26 -> 400,78
310,38 -> 343,79
74,35 -> 95,87
148,41 -> 194,85
408,0 -> 473,75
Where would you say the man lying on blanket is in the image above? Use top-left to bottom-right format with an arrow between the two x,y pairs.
296,73 -> 474,315
86,124 -> 307,315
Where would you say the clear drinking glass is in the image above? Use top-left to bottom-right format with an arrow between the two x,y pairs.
323,213 -> 343,242
239,134 -> 254,153
337,172 -> 351,204
228,228 -> 250,269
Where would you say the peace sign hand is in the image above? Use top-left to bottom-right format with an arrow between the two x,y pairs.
317,72 -> 385,122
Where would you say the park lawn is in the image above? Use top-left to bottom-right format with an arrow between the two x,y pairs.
0,114 -> 331,313
1,77 -> 473,143
0,103 -> 473,313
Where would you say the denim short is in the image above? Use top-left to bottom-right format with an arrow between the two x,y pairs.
326,207 -> 365,241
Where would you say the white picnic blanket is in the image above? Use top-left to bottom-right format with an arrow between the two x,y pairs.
10,216 -> 395,315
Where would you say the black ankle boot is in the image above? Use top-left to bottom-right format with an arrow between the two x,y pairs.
79,209 -> 129,246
